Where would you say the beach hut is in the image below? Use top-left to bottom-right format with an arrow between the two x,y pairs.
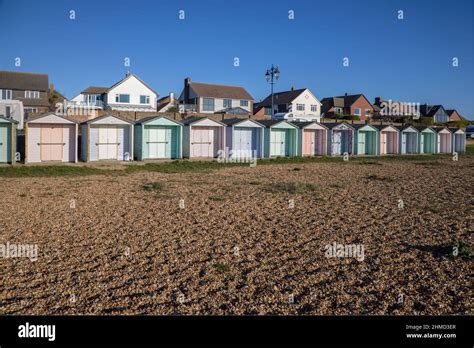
134,116 -> 183,160
434,127 -> 453,154
292,121 -> 328,156
0,116 -> 17,164
25,113 -> 78,164
416,126 -> 437,154
396,126 -> 419,154
182,117 -> 225,158
222,118 -> 264,158
260,120 -> 299,158
374,125 -> 399,155
324,122 -> 355,156
80,115 -> 134,162
450,128 -> 466,153
353,124 -> 378,156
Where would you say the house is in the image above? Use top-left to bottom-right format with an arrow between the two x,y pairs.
182,117 -> 226,158
321,94 -> 374,121
419,104 -> 449,123
134,116 -> 183,160
80,115 -> 134,162
157,93 -> 179,112
0,70 -> 50,117
324,123 -> 355,156
292,121 -> 328,156
253,88 -> 322,122
374,125 -> 400,155
259,120 -> 299,158
0,100 -> 24,129
353,124 -> 378,156
373,97 -> 420,118
69,72 -> 158,112
446,109 -> 465,122
25,113 -> 78,163
0,116 -> 18,164
178,78 -> 253,114
221,118 -> 264,159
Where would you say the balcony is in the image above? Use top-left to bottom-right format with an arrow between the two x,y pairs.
66,100 -> 105,109
179,104 -> 197,113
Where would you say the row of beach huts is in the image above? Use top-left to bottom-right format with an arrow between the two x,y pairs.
0,113 -> 467,164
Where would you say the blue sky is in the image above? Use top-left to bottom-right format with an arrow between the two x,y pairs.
0,0 -> 473,118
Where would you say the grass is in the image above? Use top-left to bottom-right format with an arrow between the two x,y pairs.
213,263 -> 230,273
455,240 -> 473,260
365,174 -> 396,182
0,144 -> 472,178
143,182 -> 165,192
209,195 -> 225,201
262,182 -> 318,194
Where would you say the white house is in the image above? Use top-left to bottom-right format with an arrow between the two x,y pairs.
68,73 -> 158,112
178,77 -> 254,114
254,88 -> 322,122
0,99 -> 24,129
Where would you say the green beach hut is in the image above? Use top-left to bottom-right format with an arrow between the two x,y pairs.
0,116 -> 18,164
134,116 -> 183,160
260,120 -> 299,158
416,126 -> 436,154
353,124 -> 378,156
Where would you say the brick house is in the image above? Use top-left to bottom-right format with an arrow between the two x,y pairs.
0,70 -> 50,118
321,93 -> 374,121
446,109 -> 465,122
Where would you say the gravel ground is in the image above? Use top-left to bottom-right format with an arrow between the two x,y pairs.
1,155 -> 472,315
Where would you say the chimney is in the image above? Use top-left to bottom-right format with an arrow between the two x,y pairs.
126,71 -> 131,77
169,92 -> 174,101
49,83 -> 55,93
184,77 -> 191,104
345,93 -> 348,96
291,86 -> 295,91
375,97 -> 381,105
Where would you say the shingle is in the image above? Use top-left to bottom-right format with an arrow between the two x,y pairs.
190,82 -> 253,100
0,71 -> 48,91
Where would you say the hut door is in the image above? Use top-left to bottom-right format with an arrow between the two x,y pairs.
41,126 -> 63,161
380,132 -> 387,155
358,132 -> 366,154
148,127 -> 169,158
270,129 -> 285,156
235,128 -> 253,156
98,127 -> 118,160
193,127 -> 212,157
332,131 -> 342,155
0,124 -> 8,162
303,130 -> 315,156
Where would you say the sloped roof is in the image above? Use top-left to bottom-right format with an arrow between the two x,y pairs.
221,118 -> 263,127
135,115 -> 182,125
0,70 -> 48,91
258,120 -> 298,128
290,121 -> 328,129
189,82 -> 253,100
181,116 -> 226,126
81,86 -> 109,94
321,94 -> 372,109
420,105 -> 446,117
373,125 -> 399,132
322,122 -> 355,130
258,88 -> 307,107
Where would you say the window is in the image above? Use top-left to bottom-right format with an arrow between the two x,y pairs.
264,107 -> 272,116
203,98 -> 215,111
296,104 -> 305,111
240,100 -> 249,107
140,95 -> 150,104
5,106 -> 11,118
223,99 -> 232,108
24,107 -> 38,113
25,90 -> 40,99
365,109 -> 371,117
115,94 -> 130,103
334,107 -> 343,114
0,89 -> 12,100
311,105 -> 318,112
354,108 -> 361,116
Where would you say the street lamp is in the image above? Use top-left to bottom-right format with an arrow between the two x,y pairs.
265,64 -> 280,117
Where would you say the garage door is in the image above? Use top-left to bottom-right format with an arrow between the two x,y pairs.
0,124 -> 9,163
98,127 -> 119,160
192,127 -> 214,157
270,129 -> 286,156
148,126 -> 171,159
40,126 -> 63,161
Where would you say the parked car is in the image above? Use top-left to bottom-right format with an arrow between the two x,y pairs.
466,125 -> 474,139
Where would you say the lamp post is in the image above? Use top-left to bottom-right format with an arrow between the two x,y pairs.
265,64 -> 280,117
